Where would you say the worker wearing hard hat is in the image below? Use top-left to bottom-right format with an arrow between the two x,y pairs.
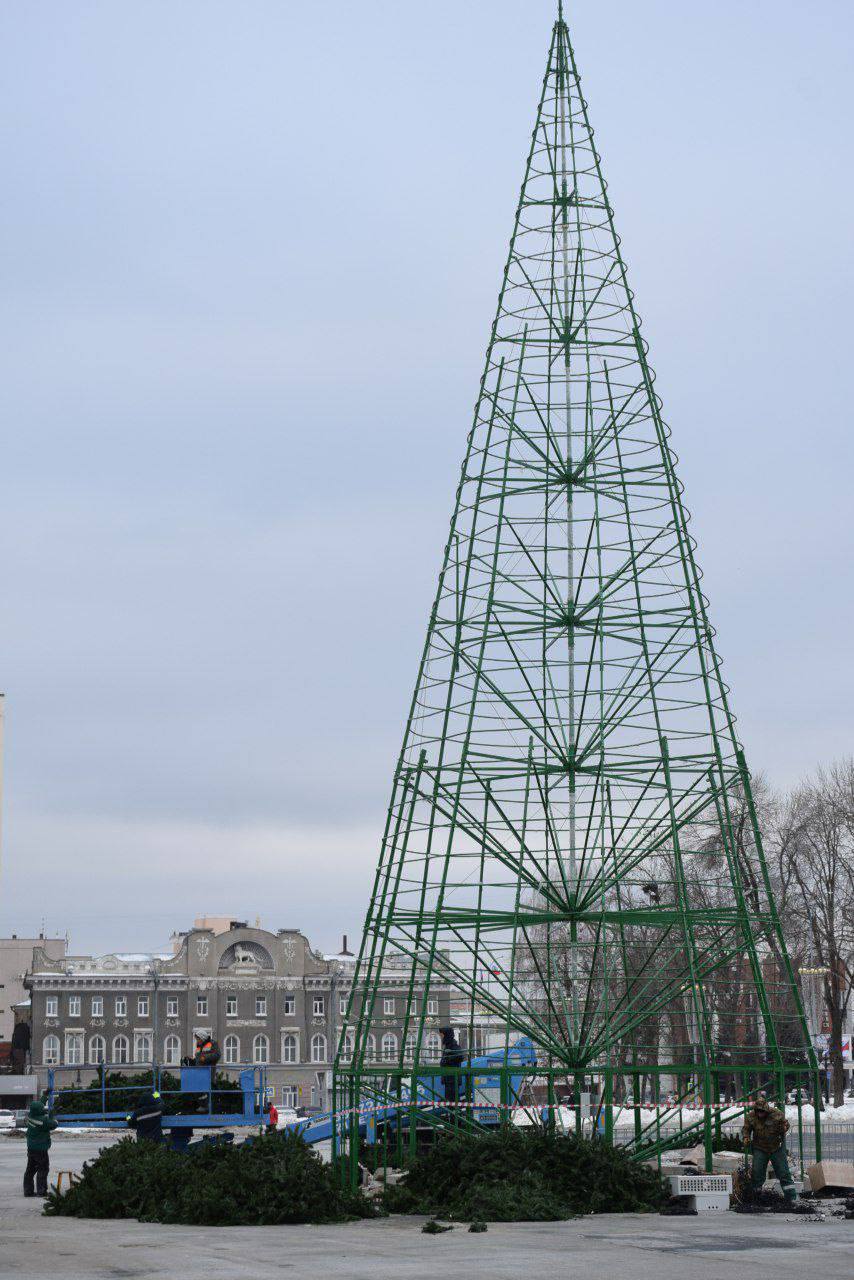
127,1089 -> 164,1143
742,1092 -> 796,1202
194,1034 -> 221,1068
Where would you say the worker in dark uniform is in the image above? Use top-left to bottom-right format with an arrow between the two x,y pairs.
24,1095 -> 57,1197
742,1092 -> 796,1202
128,1089 -> 164,1143
439,1026 -> 466,1105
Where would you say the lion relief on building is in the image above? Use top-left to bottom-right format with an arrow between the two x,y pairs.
218,941 -> 274,972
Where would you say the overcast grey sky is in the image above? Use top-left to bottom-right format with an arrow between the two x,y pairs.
1,1 -> 851,954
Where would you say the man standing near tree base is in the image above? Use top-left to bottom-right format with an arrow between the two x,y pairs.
24,1095 -> 57,1197
742,1091 -> 797,1202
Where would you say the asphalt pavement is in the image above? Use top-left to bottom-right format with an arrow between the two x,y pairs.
1,1133 -> 851,1280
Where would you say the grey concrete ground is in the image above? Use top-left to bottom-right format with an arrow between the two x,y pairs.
1,1133 -> 851,1280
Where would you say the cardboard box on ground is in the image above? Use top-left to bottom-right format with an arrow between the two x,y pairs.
806,1161 -> 854,1193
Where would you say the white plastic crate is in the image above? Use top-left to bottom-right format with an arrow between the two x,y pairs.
691,1192 -> 730,1211
669,1173 -> 731,1212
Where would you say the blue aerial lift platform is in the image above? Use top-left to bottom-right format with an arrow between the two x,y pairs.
48,1038 -> 538,1147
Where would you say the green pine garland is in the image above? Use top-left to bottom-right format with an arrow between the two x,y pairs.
53,1068 -> 243,1117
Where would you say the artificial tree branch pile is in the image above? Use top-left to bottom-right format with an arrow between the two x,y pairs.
383,1129 -> 667,1221
45,1132 -> 377,1226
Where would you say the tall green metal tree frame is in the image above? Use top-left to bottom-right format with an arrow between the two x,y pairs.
337,5 -> 817,1162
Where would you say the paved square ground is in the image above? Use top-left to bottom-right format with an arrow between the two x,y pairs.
1,1133 -> 850,1280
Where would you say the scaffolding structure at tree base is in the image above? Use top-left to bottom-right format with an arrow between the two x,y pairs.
333,1058 -> 823,1190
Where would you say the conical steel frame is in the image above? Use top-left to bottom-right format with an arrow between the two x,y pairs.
336,7 -> 817,1159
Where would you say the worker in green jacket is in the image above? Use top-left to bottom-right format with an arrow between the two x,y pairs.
24,1096 -> 58,1197
742,1092 -> 797,1202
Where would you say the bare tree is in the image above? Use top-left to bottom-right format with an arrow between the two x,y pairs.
776,761 -> 854,1105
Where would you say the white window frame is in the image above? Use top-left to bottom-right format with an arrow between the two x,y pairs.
310,1033 -> 327,1064
426,1031 -> 441,1062
365,1033 -> 376,1061
253,1034 -> 269,1065
383,997 -> 395,1015
65,1030 -> 84,1066
166,996 -> 179,1018
226,995 -> 237,1017
45,995 -> 58,1018
283,995 -> 295,1016
163,1034 -> 181,1066
313,995 -> 325,1017
381,1032 -> 397,1062
115,996 -> 127,1018
68,995 -> 81,1018
43,1034 -> 60,1065
138,996 -> 149,1018
224,1034 -> 240,1065
339,996 -> 347,1016
196,995 -> 208,1016
427,998 -> 438,1015
281,1033 -> 299,1064
134,1031 -> 153,1064
281,1086 -> 298,1108
255,995 -> 267,1017
112,1035 -> 130,1064
91,996 -> 103,1017
89,1034 -> 106,1065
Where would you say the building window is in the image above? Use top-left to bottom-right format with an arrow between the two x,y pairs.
405,1032 -> 417,1062
468,1027 -> 486,1055
283,995 -> 295,1016
112,1035 -> 130,1064
65,1032 -> 84,1066
115,996 -> 127,1018
90,996 -> 103,1017
43,1035 -> 60,1065
255,995 -> 267,1017
381,1033 -> 397,1062
197,996 -> 208,1016
226,996 -> 237,1017
164,1035 -> 181,1066
339,1030 -> 354,1062
310,1033 -> 327,1063
138,996 -> 149,1018
427,998 -> 438,1015
69,996 -> 81,1018
253,1034 -> 269,1065
313,996 -> 325,1017
134,1032 -> 153,1064
282,1034 -> 298,1064
89,1035 -> 106,1065
45,996 -> 58,1018
224,1034 -> 240,1065
383,997 -> 394,1015
281,1086 -> 297,1108
339,996 -> 347,1016
365,1034 -> 376,1061
167,996 -> 178,1018
426,1031 -> 441,1062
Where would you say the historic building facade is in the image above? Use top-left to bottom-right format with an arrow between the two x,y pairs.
25,922 -> 449,1110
